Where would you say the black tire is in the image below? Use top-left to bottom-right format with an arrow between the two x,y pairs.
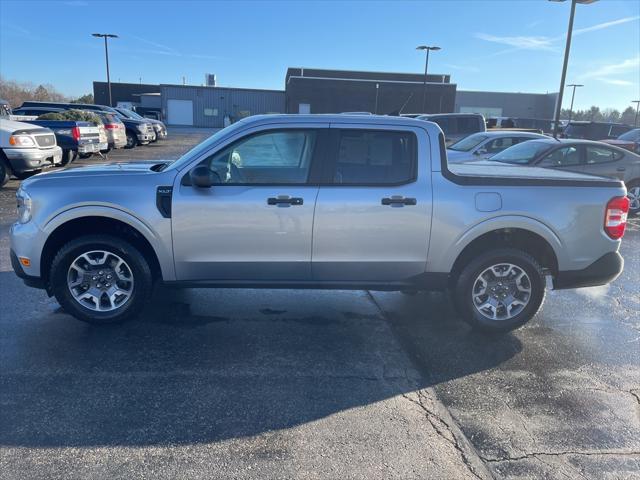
454,248 -> 545,333
13,170 -> 39,180
60,149 -> 77,166
100,147 -> 112,154
78,153 -> 93,159
626,180 -> 640,216
125,131 -> 137,149
49,235 -> 153,324
0,156 -> 9,187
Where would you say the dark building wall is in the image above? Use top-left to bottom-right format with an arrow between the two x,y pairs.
93,82 -> 161,106
285,68 -> 455,115
454,90 -> 558,119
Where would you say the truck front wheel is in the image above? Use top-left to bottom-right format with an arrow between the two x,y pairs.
454,248 -> 545,332
49,235 -> 153,324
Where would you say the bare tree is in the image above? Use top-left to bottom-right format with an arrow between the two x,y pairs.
0,76 -> 67,108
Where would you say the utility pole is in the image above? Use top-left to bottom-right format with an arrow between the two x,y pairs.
416,45 -> 441,113
566,83 -> 583,123
549,0 -> 598,138
92,33 -> 118,107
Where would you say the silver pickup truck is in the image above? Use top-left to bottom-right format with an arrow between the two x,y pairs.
10,115 -> 630,332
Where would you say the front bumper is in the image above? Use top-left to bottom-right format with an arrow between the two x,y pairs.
3,146 -> 63,172
153,126 -> 167,139
137,132 -> 153,144
10,249 -> 46,290
554,251 -> 624,289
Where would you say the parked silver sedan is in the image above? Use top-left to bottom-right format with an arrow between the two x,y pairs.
447,131 -> 547,163
486,138 -> 640,214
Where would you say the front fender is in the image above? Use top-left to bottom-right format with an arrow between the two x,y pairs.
41,205 -> 175,281
430,215 -> 565,273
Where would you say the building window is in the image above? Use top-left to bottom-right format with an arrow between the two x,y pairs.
204,108 -> 218,116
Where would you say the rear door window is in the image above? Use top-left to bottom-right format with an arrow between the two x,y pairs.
331,130 -> 416,185
585,146 -> 622,164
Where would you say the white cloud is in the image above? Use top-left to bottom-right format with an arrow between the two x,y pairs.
572,16 -> 640,36
597,79 -> 634,86
477,15 -> 640,57
474,33 -> 555,51
579,56 -> 639,87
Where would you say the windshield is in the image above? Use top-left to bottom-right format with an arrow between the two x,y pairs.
489,141 -> 552,164
118,108 -> 142,120
166,121 -> 249,171
449,133 -> 488,152
618,129 -> 640,141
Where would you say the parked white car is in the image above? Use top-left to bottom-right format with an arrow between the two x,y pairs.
447,131 -> 548,163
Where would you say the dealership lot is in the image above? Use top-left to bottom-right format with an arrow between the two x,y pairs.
1,129 -> 639,479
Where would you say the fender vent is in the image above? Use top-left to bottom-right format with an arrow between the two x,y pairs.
156,186 -> 173,218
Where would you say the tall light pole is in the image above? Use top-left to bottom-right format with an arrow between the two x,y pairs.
566,83 -> 583,123
633,100 -> 640,127
92,33 -> 118,106
416,45 -> 441,113
549,0 -> 598,138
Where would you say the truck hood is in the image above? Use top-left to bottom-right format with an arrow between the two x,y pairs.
24,161 -> 172,184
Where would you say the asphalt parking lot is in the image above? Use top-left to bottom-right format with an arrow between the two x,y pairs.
1,128 -> 638,480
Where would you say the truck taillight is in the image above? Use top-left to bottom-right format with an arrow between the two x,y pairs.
604,196 -> 630,239
71,126 -> 80,141
105,124 -> 118,129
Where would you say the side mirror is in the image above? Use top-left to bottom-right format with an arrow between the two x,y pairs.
190,165 -> 216,188
475,148 -> 488,155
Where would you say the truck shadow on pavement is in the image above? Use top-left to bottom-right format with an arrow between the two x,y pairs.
0,273 -> 522,448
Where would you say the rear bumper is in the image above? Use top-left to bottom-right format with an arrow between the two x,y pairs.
78,142 -> 102,154
554,251 -> 624,290
3,146 -> 63,172
10,249 -> 46,290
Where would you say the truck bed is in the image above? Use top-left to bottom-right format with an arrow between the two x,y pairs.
447,161 -> 622,186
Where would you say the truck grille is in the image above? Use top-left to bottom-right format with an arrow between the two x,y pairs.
35,134 -> 56,147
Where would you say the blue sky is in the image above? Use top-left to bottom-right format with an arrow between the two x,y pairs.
1,0 -> 638,111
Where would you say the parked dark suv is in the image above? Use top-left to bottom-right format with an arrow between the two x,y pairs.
562,121 -> 632,141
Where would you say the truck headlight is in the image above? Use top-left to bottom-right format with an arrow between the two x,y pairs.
136,124 -> 146,133
9,135 -> 35,147
16,188 -> 33,224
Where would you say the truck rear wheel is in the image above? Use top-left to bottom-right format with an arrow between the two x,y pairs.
454,248 -> 545,333
49,235 -> 153,324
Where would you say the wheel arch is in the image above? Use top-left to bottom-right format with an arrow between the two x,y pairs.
444,217 -> 563,286
40,208 -> 171,285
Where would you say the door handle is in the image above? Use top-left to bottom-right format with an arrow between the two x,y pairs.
616,167 -> 626,172
267,196 -> 304,206
381,196 -> 417,206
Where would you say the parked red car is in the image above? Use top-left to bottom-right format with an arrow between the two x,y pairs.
600,128 -> 640,154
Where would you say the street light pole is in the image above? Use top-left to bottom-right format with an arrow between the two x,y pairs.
549,0 -> 598,138
633,100 -> 640,127
566,83 -> 583,123
92,33 -> 118,106
416,45 -> 441,113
